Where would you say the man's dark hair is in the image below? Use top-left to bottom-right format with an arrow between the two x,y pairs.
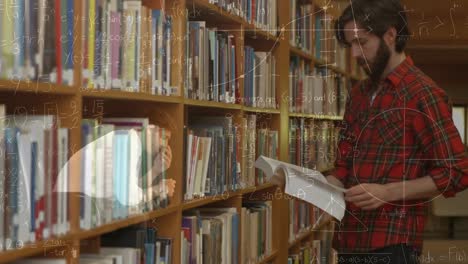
334,0 -> 410,53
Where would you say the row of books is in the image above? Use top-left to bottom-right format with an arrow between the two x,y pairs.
80,118 -> 171,230
243,47 -> 277,109
241,201 -> 273,263
0,0 -> 74,85
81,0 -> 175,95
186,22 -> 238,103
289,119 -> 339,172
289,60 -> 349,116
185,116 -> 239,199
184,114 -> 278,199
289,1 -> 314,53
314,11 -> 333,63
289,200 -> 322,242
0,110 -> 70,251
100,226 -> 172,264
207,0 -> 278,34
182,208 -> 239,264
289,0 -> 357,79
242,115 -> 279,187
288,240 -> 337,264
181,202 -> 272,264
242,114 -> 257,188
256,129 -> 279,185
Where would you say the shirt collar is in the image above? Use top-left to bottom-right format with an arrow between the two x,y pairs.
385,55 -> 413,87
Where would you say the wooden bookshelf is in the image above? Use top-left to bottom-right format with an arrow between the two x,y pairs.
0,234 -> 76,264
0,80 -> 78,95
290,46 -> 315,61
257,250 -> 279,264
81,89 -> 183,104
243,106 -> 281,114
0,0 -> 360,263
74,205 -> 179,241
289,112 -> 344,120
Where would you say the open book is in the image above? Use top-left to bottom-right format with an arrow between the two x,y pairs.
255,155 -> 347,221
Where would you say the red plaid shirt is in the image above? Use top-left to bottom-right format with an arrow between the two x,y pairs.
333,56 -> 468,254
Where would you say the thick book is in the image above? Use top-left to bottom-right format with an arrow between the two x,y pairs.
255,155 -> 346,221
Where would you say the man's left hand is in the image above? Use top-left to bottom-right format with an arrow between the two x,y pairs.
345,183 -> 392,210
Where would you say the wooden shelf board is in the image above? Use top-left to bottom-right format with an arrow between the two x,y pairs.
182,186 -> 257,210
257,249 -> 278,264
243,24 -> 278,42
242,106 -> 280,114
0,233 -> 75,264
312,218 -> 333,231
75,205 -> 179,240
312,57 -> 327,66
182,193 -> 233,210
81,89 -> 183,104
186,0 -> 245,25
182,184 -> 276,211
329,65 -> 349,76
290,46 -> 315,61
241,183 -> 277,195
288,228 -> 314,249
184,99 -> 242,110
288,112 -> 343,120
0,79 -> 77,95
288,219 -> 332,249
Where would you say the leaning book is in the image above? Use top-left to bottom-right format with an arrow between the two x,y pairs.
255,155 -> 346,221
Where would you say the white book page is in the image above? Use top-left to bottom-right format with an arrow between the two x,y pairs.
255,155 -> 347,221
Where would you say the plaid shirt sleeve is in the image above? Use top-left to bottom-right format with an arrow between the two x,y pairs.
413,85 -> 468,198
333,84 -> 360,183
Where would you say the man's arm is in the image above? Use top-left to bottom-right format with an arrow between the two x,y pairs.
385,176 -> 440,201
345,176 -> 441,210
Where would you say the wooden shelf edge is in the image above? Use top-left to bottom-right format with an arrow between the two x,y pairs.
312,218 -> 333,231
288,218 -> 333,249
182,189 -> 244,210
257,249 -> 278,264
182,183 -> 276,210
81,89 -> 183,104
184,99 -> 242,110
288,112 -> 343,120
241,183 -> 277,195
187,0 -> 245,25
0,233 -> 75,264
75,205 -> 179,240
242,106 -> 280,114
0,79 -> 77,95
243,23 -> 279,42
290,46 -> 315,61
288,228 -> 314,249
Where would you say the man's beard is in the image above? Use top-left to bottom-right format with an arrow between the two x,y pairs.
357,39 -> 390,87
